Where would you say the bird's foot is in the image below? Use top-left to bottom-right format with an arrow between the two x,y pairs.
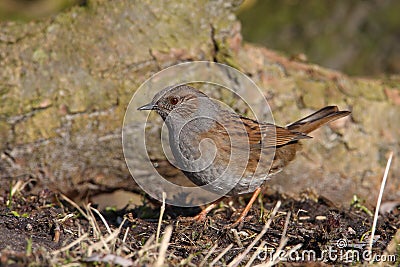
223,187 -> 261,229
179,202 -> 218,223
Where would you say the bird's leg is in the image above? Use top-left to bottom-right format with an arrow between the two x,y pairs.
180,198 -> 223,222
191,202 -> 218,221
226,187 -> 262,228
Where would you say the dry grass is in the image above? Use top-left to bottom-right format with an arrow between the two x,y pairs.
0,152 -> 398,266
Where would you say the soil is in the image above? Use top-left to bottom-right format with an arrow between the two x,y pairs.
0,182 -> 399,266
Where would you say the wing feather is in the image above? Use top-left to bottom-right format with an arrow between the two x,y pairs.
239,117 -> 310,149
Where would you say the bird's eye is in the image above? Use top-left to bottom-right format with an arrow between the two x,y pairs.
169,97 -> 179,105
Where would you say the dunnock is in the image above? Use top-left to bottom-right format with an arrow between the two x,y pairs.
139,85 -> 350,226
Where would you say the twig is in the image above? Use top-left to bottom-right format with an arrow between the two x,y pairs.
262,212 -> 292,266
53,220 -> 61,243
51,233 -> 89,255
112,217 -> 128,250
231,228 -> 243,247
258,193 -> 264,222
378,228 -> 400,267
156,192 -> 166,244
368,151 -> 393,259
199,243 -> 218,267
265,238 -> 288,266
155,225 -> 173,267
90,206 -> 112,235
87,227 -> 121,256
86,203 -> 102,239
281,211 -> 291,239
57,213 -> 74,223
245,240 -> 266,267
210,243 -> 234,266
122,226 -> 130,243
228,200 -> 281,267
137,235 -> 155,258
59,193 -> 89,220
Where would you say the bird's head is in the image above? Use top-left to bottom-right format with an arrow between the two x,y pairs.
138,85 -> 209,121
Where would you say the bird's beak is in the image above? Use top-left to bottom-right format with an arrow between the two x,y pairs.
137,103 -> 156,111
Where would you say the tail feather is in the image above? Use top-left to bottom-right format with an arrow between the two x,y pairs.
287,106 -> 350,134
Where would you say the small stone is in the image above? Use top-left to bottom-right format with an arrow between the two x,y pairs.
26,223 -> 33,231
348,227 -> 356,235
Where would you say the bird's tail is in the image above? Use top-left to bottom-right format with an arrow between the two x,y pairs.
287,106 -> 350,134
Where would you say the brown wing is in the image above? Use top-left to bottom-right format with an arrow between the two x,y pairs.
236,117 -> 310,178
239,116 -> 311,149
206,113 -> 310,163
206,114 -> 311,180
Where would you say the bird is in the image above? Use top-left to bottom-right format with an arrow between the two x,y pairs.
138,85 -> 350,227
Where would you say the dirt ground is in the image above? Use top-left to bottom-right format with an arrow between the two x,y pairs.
0,180 -> 399,266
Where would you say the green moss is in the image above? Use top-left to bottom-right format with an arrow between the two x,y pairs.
296,80 -> 325,108
354,79 -> 386,101
0,120 -> 10,150
324,81 -> 347,108
0,90 -> 20,117
14,108 -> 61,144
32,49 -> 49,64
